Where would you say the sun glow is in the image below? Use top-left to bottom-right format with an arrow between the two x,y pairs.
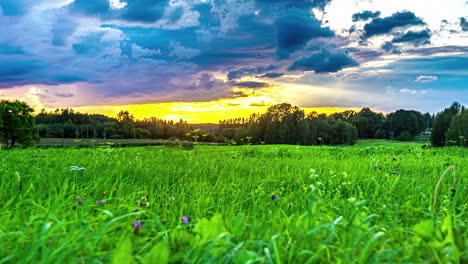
38,97 -> 356,124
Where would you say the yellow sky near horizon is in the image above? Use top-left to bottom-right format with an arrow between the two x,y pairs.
38,99 -> 359,124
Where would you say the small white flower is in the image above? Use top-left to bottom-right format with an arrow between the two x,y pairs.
70,166 -> 86,171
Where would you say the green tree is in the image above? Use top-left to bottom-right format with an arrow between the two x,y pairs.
388,109 -> 425,138
0,100 -> 37,148
117,110 -> 136,138
329,119 -> 358,145
445,109 -> 468,147
350,108 -> 385,138
431,102 -> 463,147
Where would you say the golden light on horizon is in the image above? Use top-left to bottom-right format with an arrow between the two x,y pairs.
37,96 -> 360,124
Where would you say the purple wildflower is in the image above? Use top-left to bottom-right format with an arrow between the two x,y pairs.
133,221 -> 142,229
181,216 -> 190,224
77,199 -> 83,205
97,200 -> 104,205
392,171 -> 397,174
271,194 -> 278,200
392,157 -> 396,161
373,165 -> 378,168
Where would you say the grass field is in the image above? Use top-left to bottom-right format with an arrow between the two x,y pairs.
31,138 -> 225,148
0,143 -> 466,263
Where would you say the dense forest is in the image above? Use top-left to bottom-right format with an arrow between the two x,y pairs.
219,104 -> 435,145
0,100 -> 467,148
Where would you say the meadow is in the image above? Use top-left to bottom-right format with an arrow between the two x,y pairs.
0,142 -> 466,263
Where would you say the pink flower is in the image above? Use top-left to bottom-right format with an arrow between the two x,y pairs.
77,199 -> 83,205
133,221 -> 142,229
97,200 -> 104,205
181,216 -> 190,224
271,194 -> 277,200
392,171 -> 397,174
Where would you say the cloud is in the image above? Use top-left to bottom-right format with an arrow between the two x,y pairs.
276,7 -> 334,58
0,43 -> 25,55
121,0 -> 169,23
415,75 -> 437,83
51,17 -> 78,46
169,41 -> 200,59
400,88 -> 430,94
227,65 -> 276,80
255,0 -> 332,10
381,41 -> 401,54
54,92 -> 74,98
250,101 -> 269,107
288,49 -> 358,73
352,11 -> 381,22
231,81 -> 270,88
363,11 -> 425,38
68,0 -> 111,15
0,0 -> 40,16
67,0 -> 169,23
185,73 -> 226,90
461,17 -> 468,31
392,30 -> 431,46
258,72 -> 284,78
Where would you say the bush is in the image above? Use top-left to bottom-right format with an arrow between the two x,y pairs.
374,129 -> 388,139
135,128 -> 152,139
108,134 -> 124,139
397,130 -> 413,141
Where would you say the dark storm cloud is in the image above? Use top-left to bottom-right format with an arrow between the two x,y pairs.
461,17 -> 468,31
121,0 -> 169,23
288,49 -> 358,73
363,11 -> 425,38
276,7 -> 334,58
68,0 -> 169,23
227,65 -> 276,80
1,0 -> 466,107
381,41 -> 401,54
232,81 -> 270,88
52,18 -> 78,46
0,55 -> 45,87
392,30 -> 431,46
352,11 -> 381,22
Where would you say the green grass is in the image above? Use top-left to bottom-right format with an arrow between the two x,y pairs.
0,144 -> 466,263
35,138 -> 224,148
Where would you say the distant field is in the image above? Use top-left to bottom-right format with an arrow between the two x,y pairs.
35,137 -> 429,148
36,138 -> 225,147
0,144 -> 465,263
355,138 -> 429,146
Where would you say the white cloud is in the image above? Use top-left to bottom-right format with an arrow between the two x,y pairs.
169,41 -> 201,59
109,0 -> 127,9
400,88 -> 431,94
415,75 -> 438,83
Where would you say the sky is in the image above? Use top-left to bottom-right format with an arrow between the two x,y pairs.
0,0 -> 467,123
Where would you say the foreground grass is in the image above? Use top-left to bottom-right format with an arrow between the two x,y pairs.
0,144 -> 466,263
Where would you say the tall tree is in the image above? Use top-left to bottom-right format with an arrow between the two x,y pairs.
445,109 -> 468,147
0,100 -> 37,148
431,102 -> 463,147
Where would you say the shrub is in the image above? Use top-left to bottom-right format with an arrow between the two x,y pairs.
397,130 -> 413,141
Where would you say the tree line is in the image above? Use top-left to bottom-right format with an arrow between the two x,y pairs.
219,103 -> 434,145
0,99 -> 466,148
